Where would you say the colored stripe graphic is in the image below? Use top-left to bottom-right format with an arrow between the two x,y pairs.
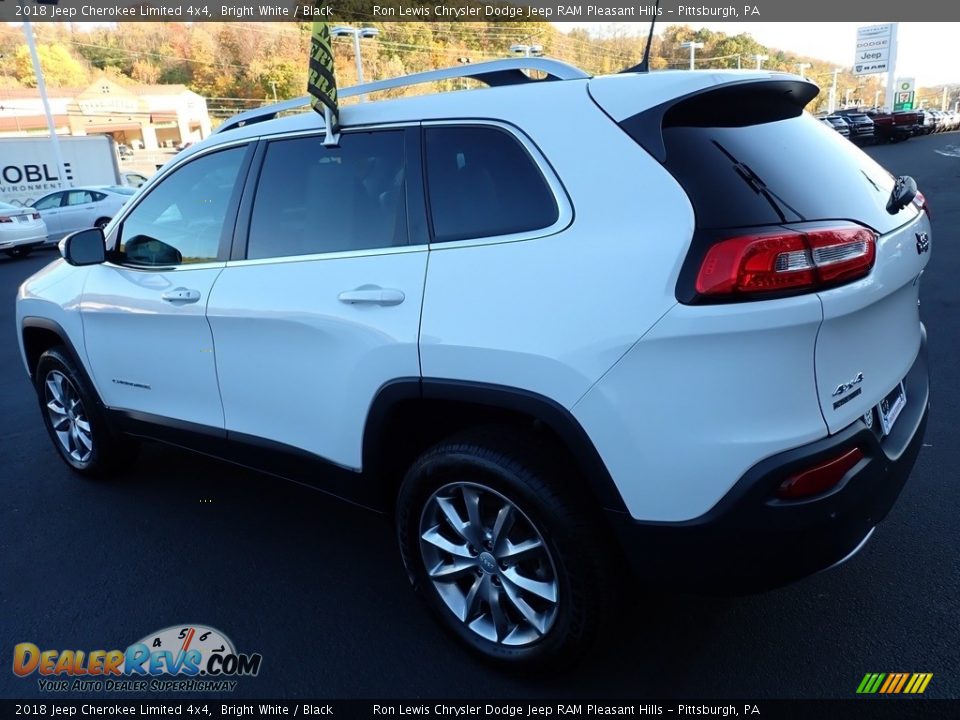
858,672 -> 932,694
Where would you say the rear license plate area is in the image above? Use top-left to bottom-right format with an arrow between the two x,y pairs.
878,381 -> 906,436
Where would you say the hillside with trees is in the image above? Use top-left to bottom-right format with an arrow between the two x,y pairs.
0,22 -> 953,116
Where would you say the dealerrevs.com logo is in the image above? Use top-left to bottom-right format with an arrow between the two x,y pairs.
13,625 -> 262,692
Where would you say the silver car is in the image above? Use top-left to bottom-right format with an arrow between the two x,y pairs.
0,201 -> 48,258
30,186 -> 136,243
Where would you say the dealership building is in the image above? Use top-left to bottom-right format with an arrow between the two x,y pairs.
0,76 -> 212,149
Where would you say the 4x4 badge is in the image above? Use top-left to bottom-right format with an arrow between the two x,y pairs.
833,372 -> 864,397
916,232 -> 930,254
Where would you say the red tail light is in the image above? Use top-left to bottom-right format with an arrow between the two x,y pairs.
776,447 -> 864,500
913,190 -> 929,218
695,226 -> 877,299
0,216 -> 12,224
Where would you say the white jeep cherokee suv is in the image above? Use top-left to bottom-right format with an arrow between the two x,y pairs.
16,59 -> 931,666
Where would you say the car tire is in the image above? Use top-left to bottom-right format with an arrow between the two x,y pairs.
35,346 -> 138,477
5,247 -> 33,258
94,218 -> 111,230
396,426 -> 612,668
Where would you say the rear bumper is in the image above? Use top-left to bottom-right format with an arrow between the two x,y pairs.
0,237 -> 46,251
608,334 -> 929,593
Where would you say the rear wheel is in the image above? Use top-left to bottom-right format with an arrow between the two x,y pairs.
94,217 -> 111,230
5,247 -> 33,258
397,428 -> 611,667
35,346 -> 138,476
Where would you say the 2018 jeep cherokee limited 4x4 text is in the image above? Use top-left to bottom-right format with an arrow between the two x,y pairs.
16,58 -> 930,667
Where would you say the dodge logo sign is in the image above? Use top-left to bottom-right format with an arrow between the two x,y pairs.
916,232 -> 930,255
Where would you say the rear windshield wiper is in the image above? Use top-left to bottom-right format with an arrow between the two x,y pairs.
712,140 -> 803,224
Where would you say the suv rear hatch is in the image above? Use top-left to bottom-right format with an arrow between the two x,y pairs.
591,73 -> 931,435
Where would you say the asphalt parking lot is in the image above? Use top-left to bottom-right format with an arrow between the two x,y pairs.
1,132 -> 958,700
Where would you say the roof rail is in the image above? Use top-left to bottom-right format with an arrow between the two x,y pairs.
214,57 -> 589,135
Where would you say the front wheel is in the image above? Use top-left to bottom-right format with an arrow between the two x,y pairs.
396,428 -> 611,667
35,346 -> 138,476
94,217 -> 111,230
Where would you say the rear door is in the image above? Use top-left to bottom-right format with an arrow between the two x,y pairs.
206,127 -> 427,470
58,189 -> 99,235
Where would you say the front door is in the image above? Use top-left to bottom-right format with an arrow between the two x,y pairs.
81,144 -> 253,429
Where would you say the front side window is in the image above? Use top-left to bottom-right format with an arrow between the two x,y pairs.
115,146 -> 246,267
246,131 -> 408,260
32,193 -> 63,210
424,125 -> 559,243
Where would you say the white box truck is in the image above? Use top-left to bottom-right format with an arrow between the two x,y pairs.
0,135 -> 122,208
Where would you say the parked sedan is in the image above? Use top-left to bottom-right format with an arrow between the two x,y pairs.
0,201 -> 48,258
30,186 -> 136,243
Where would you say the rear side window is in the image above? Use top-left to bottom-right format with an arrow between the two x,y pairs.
424,125 -> 558,243
246,131 -> 408,260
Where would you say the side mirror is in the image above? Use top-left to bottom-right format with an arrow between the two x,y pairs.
59,228 -> 106,266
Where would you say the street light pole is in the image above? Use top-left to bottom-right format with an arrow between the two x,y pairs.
828,69 -> 843,114
680,41 -> 704,70
796,62 -> 811,79
22,20 -> 70,191
332,26 -> 380,101
754,54 -> 768,69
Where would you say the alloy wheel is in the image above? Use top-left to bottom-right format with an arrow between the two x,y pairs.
44,370 -> 93,464
419,482 -> 560,647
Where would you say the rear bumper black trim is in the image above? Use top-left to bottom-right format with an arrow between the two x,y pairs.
607,334 -> 929,593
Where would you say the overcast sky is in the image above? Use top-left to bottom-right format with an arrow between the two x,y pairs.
557,22 -> 957,87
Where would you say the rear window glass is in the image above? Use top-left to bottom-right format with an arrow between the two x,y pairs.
659,113 -> 917,235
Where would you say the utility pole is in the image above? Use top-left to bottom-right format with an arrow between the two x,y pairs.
874,90 -> 883,107
680,41 -> 704,70
22,19 -> 70,192
754,54 -> 768,69
942,86 -> 948,111
270,81 -> 278,102
844,88 -> 853,107
796,62 -> 811,79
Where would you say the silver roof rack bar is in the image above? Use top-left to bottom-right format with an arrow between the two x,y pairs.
215,57 -> 589,135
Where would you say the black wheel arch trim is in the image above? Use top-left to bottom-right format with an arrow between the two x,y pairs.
21,316 -> 98,393
363,377 -> 629,514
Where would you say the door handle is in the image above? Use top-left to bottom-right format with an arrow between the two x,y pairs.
337,286 -> 405,306
161,287 -> 201,304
